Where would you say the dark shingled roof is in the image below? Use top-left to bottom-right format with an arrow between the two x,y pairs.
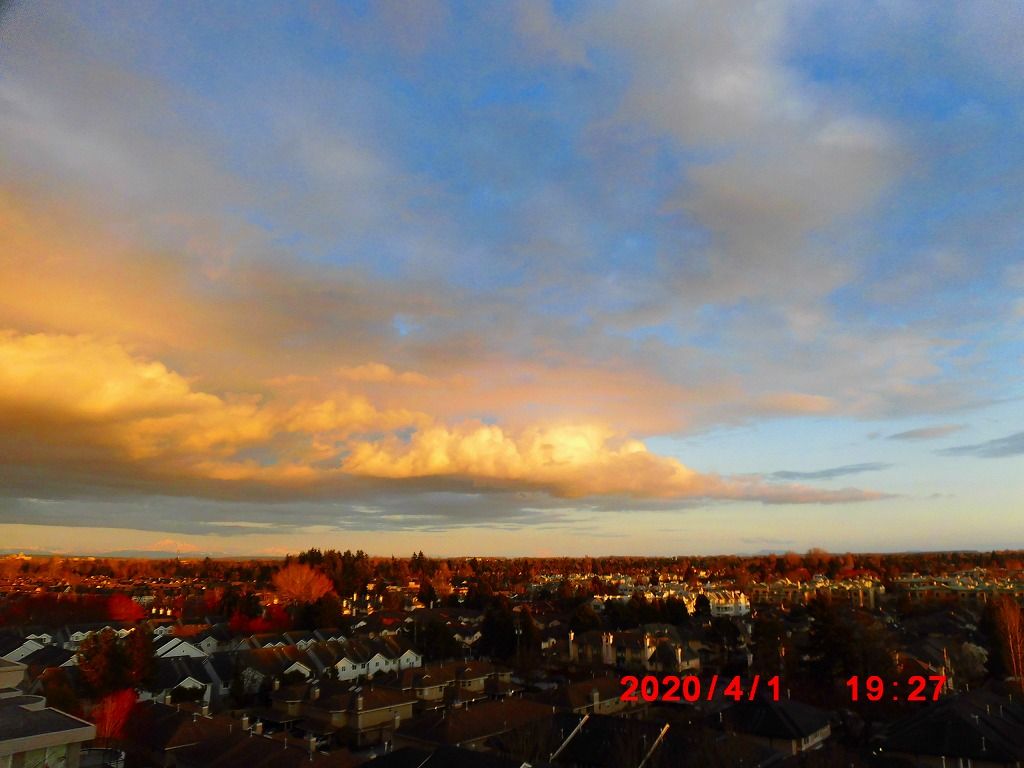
426,745 -> 530,767
719,697 -> 830,741
549,713 -> 666,768
364,745 -> 529,767
883,689 -> 1024,762
361,746 -> 432,767
400,698 -> 553,747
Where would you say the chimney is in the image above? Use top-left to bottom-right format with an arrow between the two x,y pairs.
201,703 -> 210,717
311,684 -> 320,701
356,694 -> 364,711
253,720 -> 263,735
590,688 -> 600,711
241,714 -> 250,730
163,692 -> 172,705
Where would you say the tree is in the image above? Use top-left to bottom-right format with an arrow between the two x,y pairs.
123,628 -> 156,689
107,594 -> 145,623
78,628 -> 126,697
92,689 -> 137,745
417,619 -> 463,661
994,596 -> 1024,689
570,603 -> 602,633
417,579 -> 438,607
39,669 -> 82,717
480,603 -> 517,659
272,563 -> 334,604
694,594 -> 711,617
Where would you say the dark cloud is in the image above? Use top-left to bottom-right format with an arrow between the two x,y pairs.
888,424 -> 965,441
939,431 -> 1024,458
770,462 -> 892,481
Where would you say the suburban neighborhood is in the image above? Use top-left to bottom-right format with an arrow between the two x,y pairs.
1,549 -> 1023,767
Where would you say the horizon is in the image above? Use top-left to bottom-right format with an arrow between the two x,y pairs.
1,2 -> 1023,557
4,547 -> 1024,563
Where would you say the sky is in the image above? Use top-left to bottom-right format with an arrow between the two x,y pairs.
0,1 -> 1022,558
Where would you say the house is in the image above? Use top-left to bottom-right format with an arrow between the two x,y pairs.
568,626 -> 698,675
313,628 -> 347,644
19,646 -> 77,671
716,697 -> 831,755
548,676 -> 628,715
0,635 -> 44,663
192,623 -> 234,654
0,659 -> 95,768
396,698 -> 554,751
282,631 -> 317,649
706,590 -> 751,617
247,633 -> 289,649
145,618 -> 178,638
154,636 -> 208,659
524,712 -> 669,768
141,656 -> 226,705
58,623 -> 131,650
308,685 -> 418,747
20,629 -> 55,647
237,648 -> 312,693
385,661 -> 513,708
120,700 -> 359,768
882,688 -> 1024,768
364,744 -> 528,767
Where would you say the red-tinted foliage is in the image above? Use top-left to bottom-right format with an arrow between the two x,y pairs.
92,689 -> 137,741
107,594 -> 145,622
227,603 -> 291,634
0,594 -> 109,626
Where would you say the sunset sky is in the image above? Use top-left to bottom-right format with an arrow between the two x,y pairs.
1,1 -> 1022,557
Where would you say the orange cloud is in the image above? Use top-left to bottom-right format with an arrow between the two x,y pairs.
0,329 -> 878,505
335,362 -> 434,386
756,392 -> 834,415
340,422 -> 878,503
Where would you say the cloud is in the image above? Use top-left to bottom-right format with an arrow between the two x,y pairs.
0,328 -> 883,509
14,1 -> 1016,544
939,431 -> 1024,459
510,1 -> 590,68
888,424 -> 965,441
335,363 -> 436,387
578,2 -> 902,307
771,462 -> 892,481
140,538 -> 200,553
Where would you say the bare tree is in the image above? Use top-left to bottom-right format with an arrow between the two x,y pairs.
272,563 -> 334,604
994,595 -> 1024,689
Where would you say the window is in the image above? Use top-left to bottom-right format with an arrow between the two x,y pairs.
46,744 -> 68,768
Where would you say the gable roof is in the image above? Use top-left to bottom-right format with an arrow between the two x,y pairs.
399,699 -> 553,747
883,689 -> 1024,762
720,698 -> 830,741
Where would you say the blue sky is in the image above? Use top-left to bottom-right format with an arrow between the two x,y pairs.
0,1 -> 1021,556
